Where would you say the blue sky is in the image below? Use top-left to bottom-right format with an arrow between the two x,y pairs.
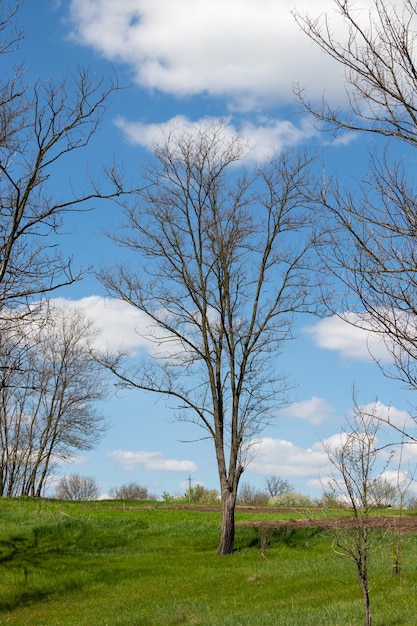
15,0 -> 417,499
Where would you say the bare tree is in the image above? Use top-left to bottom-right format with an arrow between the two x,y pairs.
294,1 -> 417,410
0,303 -> 107,497
109,482 -> 157,500
264,474 -> 293,497
306,150 -> 417,398
0,3 -> 125,313
294,0 -> 417,145
0,312 -> 42,496
389,437 -> 414,576
55,474 -> 99,501
368,476 -> 398,508
0,4 -> 125,497
98,121 -> 318,555
323,404 -> 384,626
237,482 -> 269,506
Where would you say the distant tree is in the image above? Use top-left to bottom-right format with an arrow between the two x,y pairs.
406,496 -> 417,510
55,474 -> 99,501
98,121 -> 319,555
109,482 -> 157,500
385,443 -> 413,577
237,482 -> 269,506
264,475 -> 293,497
0,304 -> 107,497
369,477 -> 398,508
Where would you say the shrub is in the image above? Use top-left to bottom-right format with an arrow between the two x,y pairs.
182,484 -> 219,505
268,492 -> 317,507
161,491 -> 176,503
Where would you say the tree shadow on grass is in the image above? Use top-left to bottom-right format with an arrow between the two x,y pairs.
0,517 -> 148,613
235,523 -> 327,554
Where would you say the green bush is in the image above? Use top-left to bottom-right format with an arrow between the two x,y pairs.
180,484 -> 220,505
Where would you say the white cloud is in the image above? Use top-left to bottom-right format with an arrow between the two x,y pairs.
318,403 -> 417,462
380,470 -> 417,493
49,295 -> 179,356
241,117 -> 318,158
108,449 -> 197,472
321,431 -> 355,454
282,396 -> 335,426
357,401 -> 417,433
115,114 -> 318,159
68,0 -> 350,108
248,399 -> 416,480
304,313 -> 391,362
248,436 -> 328,478
115,115 -> 239,150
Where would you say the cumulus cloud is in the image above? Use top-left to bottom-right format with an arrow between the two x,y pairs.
248,399 -> 416,480
318,402 -> 417,462
321,431 -> 355,454
115,115 -> 239,151
356,401 -> 417,433
67,0 -> 350,108
380,470 -> 416,492
50,295 -> 175,356
115,114 -> 318,160
248,437 -> 328,478
304,313 -> 391,362
281,396 -> 335,426
108,449 -> 197,472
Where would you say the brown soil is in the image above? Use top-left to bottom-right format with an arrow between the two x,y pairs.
236,514 -> 417,532
234,508 -> 417,533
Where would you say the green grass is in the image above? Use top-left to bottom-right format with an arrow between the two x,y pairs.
0,499 -> 416,625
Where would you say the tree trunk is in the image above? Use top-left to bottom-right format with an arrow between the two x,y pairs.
360,576 -> 372,626
217,489 -> 236,556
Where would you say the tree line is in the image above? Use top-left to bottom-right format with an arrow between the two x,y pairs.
2,1 -> 417,582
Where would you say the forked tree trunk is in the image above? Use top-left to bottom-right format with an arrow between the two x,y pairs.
217,490 -> 236,556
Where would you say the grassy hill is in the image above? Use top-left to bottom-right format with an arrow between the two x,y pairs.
0,498 -> 416,625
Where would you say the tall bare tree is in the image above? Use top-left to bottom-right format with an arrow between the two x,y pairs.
0,2 -> 124,312
295,1 -> 417,400
0,304 -> 107,497
0,3 -> 124,496
99,121 -> 318,555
